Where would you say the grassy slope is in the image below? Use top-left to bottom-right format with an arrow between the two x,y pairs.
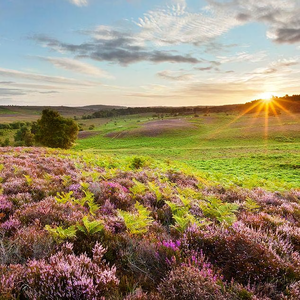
74,112 -> 300,191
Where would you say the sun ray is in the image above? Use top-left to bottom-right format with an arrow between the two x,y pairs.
204,100 -> 263,141
264,102 -> 269,140
269,101 -> 283,126
272,100 -> 297,119
247,101 -> 265,128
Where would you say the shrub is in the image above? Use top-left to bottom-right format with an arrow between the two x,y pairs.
158,265 -> 226,300
184,224 -> 295,285
289,281 -> 300,299
0,264 -> 25,299
124,288 -> 162,300
24,242 -> 119,299
99,181 -> 133,210
10,223 -> 55,263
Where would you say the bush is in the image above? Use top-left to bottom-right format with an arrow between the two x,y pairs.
158,265 -> 226,300
184,224 -> 296,285
23,242 -> 119,299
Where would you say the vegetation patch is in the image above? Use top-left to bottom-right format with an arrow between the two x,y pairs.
105,119 -> 196,138
0,147 -> 299,299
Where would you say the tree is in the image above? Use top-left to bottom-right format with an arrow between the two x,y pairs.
3,138 -> 10,147
14,126 -> 35,146
35,109 -> 78,149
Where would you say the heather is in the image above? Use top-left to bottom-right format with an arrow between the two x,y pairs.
0,147 -> 300,299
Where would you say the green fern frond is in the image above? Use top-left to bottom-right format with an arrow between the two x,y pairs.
80,182 -> 90,191
77,216 -> 103,236
45,224 -> 77,241
148,181 -> 163,201
162,184 -> 173,199
61,175 -> 72,187
43,173 -> 53,183
178,195 -> 191,208
118,202 -> 153,235
199,197 -> 239,226
244,198 -> 260,212
84,190 -> 99,215
23,174 -> 33,186
130,179 -> 147,197
55,191 -> 75,204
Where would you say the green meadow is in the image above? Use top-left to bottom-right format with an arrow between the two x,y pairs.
75,112 -> 300,191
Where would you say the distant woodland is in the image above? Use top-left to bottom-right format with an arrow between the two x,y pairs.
84,95 -> 300,119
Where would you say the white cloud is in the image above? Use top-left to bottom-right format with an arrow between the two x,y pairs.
208,0 -> 300,44
157,70 -> 194,81
134,3 -> 240,46
41,57 -> 114,79
68,0 -> 88,7
0,68 -> 95,86
217,51 -> 267,64
246,58 -> 300,78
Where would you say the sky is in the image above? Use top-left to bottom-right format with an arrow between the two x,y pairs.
1,0 -> 300,107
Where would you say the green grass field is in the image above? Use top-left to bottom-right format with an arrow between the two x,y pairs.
74,112 -> 300,191
1,108 -> 299,190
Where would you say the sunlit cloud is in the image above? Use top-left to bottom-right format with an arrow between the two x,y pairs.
68,0 -> 88,7
157,70 -> 194,81
208,0 -> 300,44
217,51 -> 267,64
0,68 -> 96,87
134,2 -> 240,46
38,57 -> 114,79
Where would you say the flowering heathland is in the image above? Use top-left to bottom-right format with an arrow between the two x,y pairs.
0,147 -> 299,299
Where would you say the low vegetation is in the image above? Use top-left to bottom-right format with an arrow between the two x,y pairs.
0,147 -> 299,299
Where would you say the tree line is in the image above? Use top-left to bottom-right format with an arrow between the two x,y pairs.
83,94 -> 299,120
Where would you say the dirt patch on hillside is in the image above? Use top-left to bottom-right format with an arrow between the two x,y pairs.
106,119 -> 196,138
78,131 -> 100,139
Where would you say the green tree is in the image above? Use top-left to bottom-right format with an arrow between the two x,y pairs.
35,109 -> 78,149
3,138 -> 10,147
14,126 -> 35,146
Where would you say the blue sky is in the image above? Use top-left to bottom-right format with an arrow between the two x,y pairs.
1,0 -> 300,107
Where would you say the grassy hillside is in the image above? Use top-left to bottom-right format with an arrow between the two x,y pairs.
0,105 -> 124,123
0,147 -> 300,299
74,111 -> 300,191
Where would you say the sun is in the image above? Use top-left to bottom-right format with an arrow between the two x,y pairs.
259,92 -> 275,102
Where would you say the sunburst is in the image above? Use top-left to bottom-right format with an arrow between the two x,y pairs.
201,94 -> 295,145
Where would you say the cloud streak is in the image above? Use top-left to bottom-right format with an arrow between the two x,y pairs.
0,67 -> 96,86
38,57 -> 113,78
157,70 -> 194,81
217,51 -> 267,64
32,30 -> 201,66
68,0 -> 88,7
0,88 -> 28,97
